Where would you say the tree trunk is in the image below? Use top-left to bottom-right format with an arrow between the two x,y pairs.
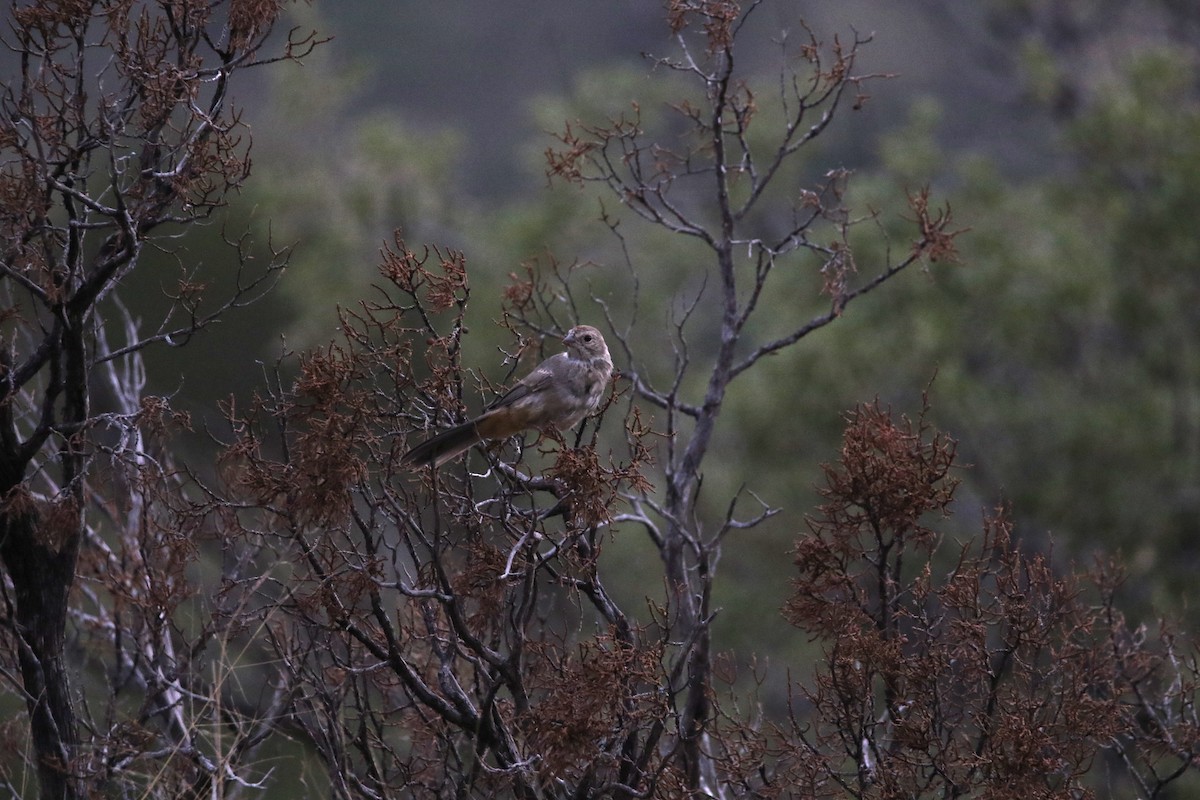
0,502 -> 81,800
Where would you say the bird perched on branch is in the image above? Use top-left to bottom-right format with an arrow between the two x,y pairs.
402,325 -> 613,469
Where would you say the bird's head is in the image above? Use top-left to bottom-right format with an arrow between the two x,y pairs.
562,325 -> 610,361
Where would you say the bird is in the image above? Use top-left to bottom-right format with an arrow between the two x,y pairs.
402,325 -> 613,469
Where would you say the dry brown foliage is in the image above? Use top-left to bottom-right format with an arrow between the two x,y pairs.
779,400 -> 1200,798
0,2 -> 319,798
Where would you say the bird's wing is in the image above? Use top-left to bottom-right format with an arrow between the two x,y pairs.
484,355 -> 562,411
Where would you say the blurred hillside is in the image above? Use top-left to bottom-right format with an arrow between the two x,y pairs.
306,1 -> 1053,196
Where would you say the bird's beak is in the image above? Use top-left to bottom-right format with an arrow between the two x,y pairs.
561,330 -> 575,345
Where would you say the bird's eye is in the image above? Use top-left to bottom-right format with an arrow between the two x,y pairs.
582,334 -> 593,342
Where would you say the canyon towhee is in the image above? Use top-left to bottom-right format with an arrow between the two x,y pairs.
402,325 -> 613,468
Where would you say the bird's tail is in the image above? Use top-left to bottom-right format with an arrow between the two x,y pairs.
401,421 -> 483,469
